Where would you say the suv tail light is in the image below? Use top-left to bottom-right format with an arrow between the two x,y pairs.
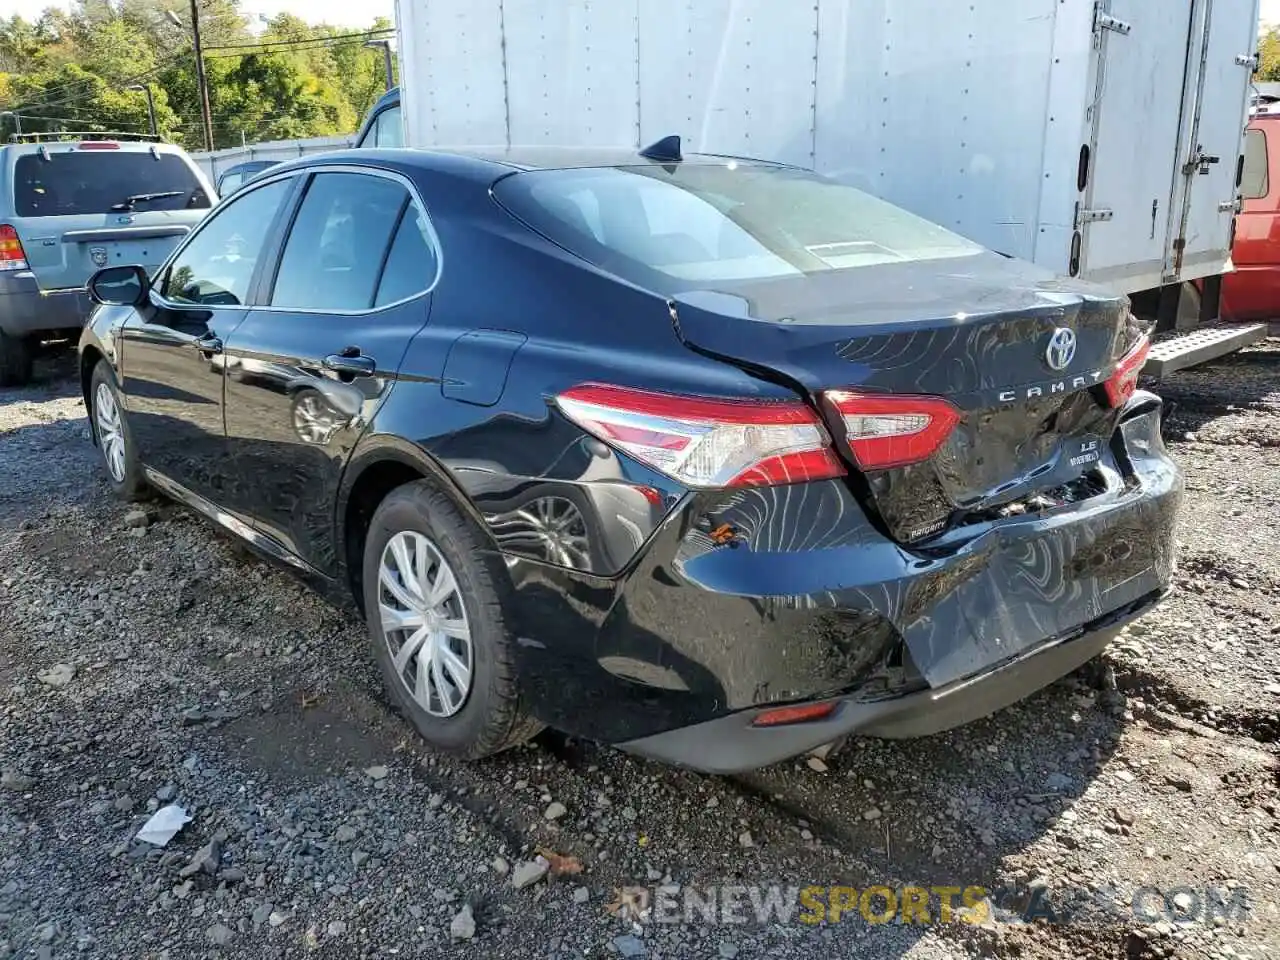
555,384 -> 845,489
823,391 -> 961,470
78,141 -> 120,150
1103,335 -> 1150,408
0,225 -> 28,272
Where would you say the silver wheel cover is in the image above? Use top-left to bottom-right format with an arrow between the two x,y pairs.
378,531 -> 474,718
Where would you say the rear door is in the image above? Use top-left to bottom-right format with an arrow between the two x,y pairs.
1077,0 -> 1198,289
223,168 -> 436,574
8,143 -> 213,293
1170,0 -> 1260,282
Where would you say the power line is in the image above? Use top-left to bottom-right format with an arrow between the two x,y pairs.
204,35 -> 395,59
202,28 -> 392,53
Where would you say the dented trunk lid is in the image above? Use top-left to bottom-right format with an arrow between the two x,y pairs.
670,254 -> 1138,542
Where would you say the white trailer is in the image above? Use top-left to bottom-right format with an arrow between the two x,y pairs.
394,0 -> 1267,364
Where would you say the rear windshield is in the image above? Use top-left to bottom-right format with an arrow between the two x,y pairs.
13,150 -> 211,218
493,163 -> 981,289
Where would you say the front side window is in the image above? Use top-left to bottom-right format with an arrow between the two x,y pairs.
218,172 -> 243,195
1242,128 -> 1270,201
161,178 -> 291,306
270,172 -> 409,311
14,150 -> 211,218
494,163 -> 982,290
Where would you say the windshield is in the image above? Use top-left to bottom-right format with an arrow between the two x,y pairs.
13,151 -> 211,218
494,163 -> 982,289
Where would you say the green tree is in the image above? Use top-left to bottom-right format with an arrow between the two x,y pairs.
1259,26 -> 1280,82
0,0 -> 388,149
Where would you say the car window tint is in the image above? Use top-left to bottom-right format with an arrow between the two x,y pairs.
218,172 -> 242,195
161,178 -> 291,307
271,172 -> 408,311
376,107 -> 404,148
13,151 -> 211,218
1243,128 -> 1269,200
375,205 -> 436,306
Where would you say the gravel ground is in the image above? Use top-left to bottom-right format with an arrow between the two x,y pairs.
1,346 -> 1278,960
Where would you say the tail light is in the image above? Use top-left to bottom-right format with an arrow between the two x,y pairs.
78,141 -> 120,150
0,225 -> 28,272
1103,335 -> 1150,407
823,391 -> 961,470
555,383 -> 845,489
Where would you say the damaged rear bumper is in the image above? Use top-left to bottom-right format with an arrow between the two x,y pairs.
510,391 -> 1182,769
619,588 -> 1162,773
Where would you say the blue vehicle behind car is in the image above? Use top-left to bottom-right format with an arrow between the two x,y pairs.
0,132 -> 212,385
354,88 -> 403,149
215,160 -> 278,197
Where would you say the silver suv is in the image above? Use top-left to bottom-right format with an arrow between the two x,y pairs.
0,132 -> 213,385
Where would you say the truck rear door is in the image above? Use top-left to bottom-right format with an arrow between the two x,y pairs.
1170,0 -> 1259,283
1077,0 -> 1199,290
1080,0 -> 1258,291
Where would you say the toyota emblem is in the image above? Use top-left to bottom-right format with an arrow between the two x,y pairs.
1045,327 -> 1077,371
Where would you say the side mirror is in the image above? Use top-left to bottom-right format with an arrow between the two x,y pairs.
88,264 -> 149,307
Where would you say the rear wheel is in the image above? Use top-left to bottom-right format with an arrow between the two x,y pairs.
0,330 -> 33,387
89,360 -> 148,501
362,480 -> 542,758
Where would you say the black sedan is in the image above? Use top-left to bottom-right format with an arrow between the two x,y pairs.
78,144 -> 1181,773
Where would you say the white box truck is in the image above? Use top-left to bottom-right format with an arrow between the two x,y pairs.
393,0 -> 1267,369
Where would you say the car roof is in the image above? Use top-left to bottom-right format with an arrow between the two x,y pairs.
267,144 -> 786,186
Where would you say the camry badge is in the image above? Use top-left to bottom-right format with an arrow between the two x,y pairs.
1045,327 -> 1077,371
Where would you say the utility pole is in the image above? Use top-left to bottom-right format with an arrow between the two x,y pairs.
176,1 -> 216,151
128,84 -> 158,137
365,39 -> 395,91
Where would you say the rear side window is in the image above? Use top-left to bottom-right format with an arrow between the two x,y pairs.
1242,128 -> 1270,200
375,206 -> 437,306
494,163 -> 981,290
270,172 -> 409,311
13,151 -> 211,218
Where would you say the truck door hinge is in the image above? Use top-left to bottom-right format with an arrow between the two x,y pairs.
1075,205 -> 1114,227
1093,4 -> 1132,39
1219,198 -> 1242,213
1236,53 -> 1260,69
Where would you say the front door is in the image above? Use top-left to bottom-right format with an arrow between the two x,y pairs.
223,169 -> 438,575
119,176 -> 296,508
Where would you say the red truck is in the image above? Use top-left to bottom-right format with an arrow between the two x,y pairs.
1222,107 -> 1280,321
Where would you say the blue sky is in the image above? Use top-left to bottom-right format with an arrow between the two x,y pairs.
0,0 -> 394,28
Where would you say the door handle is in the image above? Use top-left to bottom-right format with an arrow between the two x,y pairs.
323,352 -> 377,377
195,333 -> 223,355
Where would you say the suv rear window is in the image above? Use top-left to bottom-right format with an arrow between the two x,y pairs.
493,163 -> 981,289
13,151 -> 211,218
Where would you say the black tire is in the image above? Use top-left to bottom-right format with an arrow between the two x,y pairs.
362,480 -> 543,759
0,330 -> 33,387
89,360 -> 149,502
